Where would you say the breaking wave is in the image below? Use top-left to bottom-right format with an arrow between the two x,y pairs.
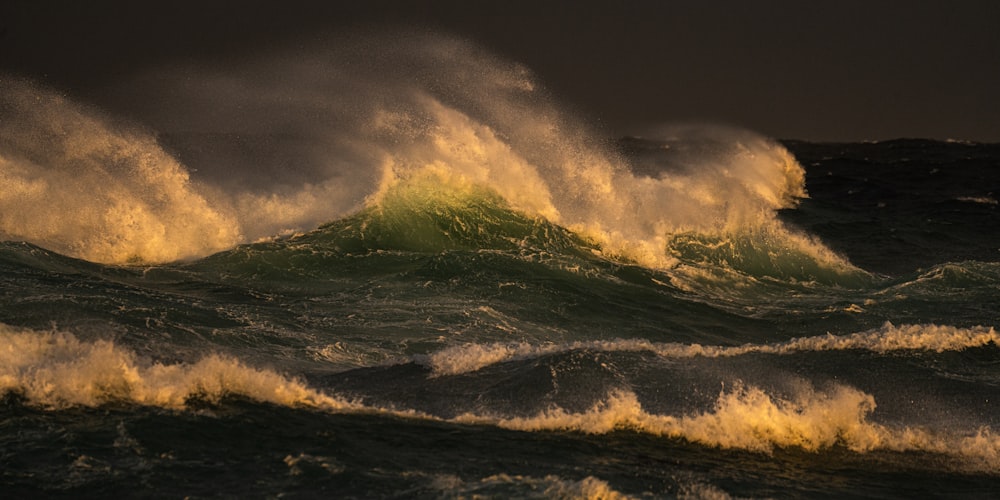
0,324 -> 353,410
1,33 -> 858,283
3,323 -> 997,472
456,386 -> 1000,471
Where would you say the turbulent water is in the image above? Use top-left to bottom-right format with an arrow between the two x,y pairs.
2,34 -> 999,498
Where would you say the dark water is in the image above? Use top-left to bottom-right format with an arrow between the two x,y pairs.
2,36 -> 1000,498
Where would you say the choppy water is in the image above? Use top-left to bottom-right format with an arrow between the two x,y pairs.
2,33 -> 999,498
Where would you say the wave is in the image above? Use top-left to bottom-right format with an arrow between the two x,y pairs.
0,324 -> 354,410
1,33 -> 860,283
300,170 -> 593,258
3,324 -> 997,471
454,386 -> 1000,470
423,322 -> 998,376
201,167 -> 863,286
194,172 -> 604,281
892,260 -> 1000,290
425,473 -> 633,500
665,227 -> 869,286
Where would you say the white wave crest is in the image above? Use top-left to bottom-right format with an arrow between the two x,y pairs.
425,322 -> 998,376
3,324 -> 998,470
454,385 -> 1000,469
0,324 -> 354,410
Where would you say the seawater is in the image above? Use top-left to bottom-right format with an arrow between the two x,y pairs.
2,33 -> 999,498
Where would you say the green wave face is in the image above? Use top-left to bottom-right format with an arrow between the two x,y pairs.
332,178 -> 590,255
193,178 -> 604,282
666,230 -> 873,288
193,175 -> 872,300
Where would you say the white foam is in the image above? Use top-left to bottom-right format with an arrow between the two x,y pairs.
0,324 -> 354,410
956,196 -> 999,205
425,322 -> 998,376
455,385 -> 1000,469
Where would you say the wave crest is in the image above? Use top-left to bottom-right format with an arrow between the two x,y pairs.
456,385 -> 1000,468
424,322 -> 998,376
4,324 -> 998,470
0,324 -> 353,410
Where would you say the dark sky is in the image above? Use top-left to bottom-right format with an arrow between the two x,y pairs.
2,0 -> 999,141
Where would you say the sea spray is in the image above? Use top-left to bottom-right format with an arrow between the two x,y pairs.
47,31 -> 853,277
1,32 -> 856,281
0,77 -> 241,264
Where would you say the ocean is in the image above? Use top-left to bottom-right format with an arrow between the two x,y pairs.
2,35 -> 1000,498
